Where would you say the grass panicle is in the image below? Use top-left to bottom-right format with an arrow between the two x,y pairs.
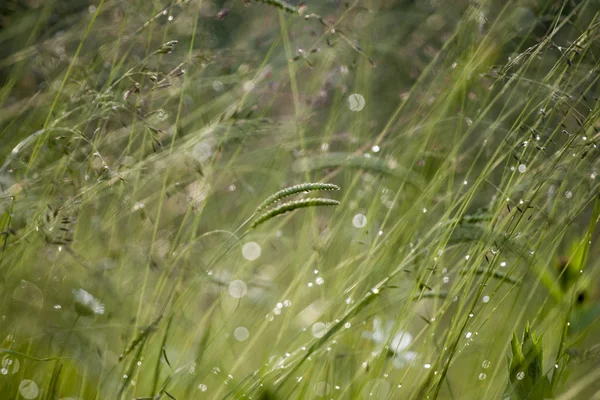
255,182 -> 340,212
251,197 -> 340,229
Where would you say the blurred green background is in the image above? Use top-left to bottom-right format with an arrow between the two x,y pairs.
0,0 -> 599,399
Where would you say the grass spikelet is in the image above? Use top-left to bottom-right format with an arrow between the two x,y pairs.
118,314 -> 163,362
250,198 -> 340,229
255,182 -> 340,212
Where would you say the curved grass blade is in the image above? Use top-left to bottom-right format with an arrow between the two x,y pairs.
292,152 -> 423,187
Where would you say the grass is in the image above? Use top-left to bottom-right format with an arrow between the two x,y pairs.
0,0 -> 600,399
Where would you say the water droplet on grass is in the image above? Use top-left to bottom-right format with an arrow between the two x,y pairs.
353,213 -> 367,228
348,93 -> 365,112
312,322 -> 327,338
316,277 -> 325,285
234,327 -> 249,341
482,360 -> 490,368
212,80 -> 224,91
198,384 -> 207,392
13,280 -> 43,310
242,241 -> 261,260
228,280 -> 248,299
518,164 -> 527,173
478,373 -> 486,380
19,380 -> 39,399
516,371 -> 525,380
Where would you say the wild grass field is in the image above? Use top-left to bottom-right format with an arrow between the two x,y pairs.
0,0 -> 600,399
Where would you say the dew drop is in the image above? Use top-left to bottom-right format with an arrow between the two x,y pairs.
500,261 -> 506,267
13,280 -> 44,310
228,280 -> 248,299
242,241 -> 261,260
516,371 -> 525,380
478,372 -> 486,380
482,296 -> 490,303
348,93 -> 366,112
482,360 -> 491,369
465,332 -> 472,339
371,145 -> 380,153
565,191 -> 573,199
198,383 -> 207,392
234,327 -> 249,342
315,277 -> 325,285
352,213 -> 367,228
312,322 -> 327,338
19,380 -> 39,399
212,80 -> 224,92
518,164 -> 527,173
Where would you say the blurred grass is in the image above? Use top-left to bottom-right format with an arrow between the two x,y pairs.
0,0 -> 599,399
